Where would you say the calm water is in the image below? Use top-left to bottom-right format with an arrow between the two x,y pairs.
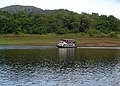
0,46 -> 120,86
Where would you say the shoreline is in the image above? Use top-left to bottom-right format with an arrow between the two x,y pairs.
77,42 -> 120,47
0,34 -> 119,47
0,42 -> 119,47
0,45 -> 119,50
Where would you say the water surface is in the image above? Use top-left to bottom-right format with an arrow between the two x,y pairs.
0,47 -> 120,86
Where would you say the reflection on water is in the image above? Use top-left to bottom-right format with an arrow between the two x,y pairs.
59,48 -> 75,60
58,48 -> 75,68
0,48 -> 120,86
59,48 -> 75,58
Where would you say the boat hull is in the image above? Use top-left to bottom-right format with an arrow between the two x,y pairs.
56,45 -> 77,48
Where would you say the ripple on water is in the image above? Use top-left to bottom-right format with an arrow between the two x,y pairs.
0,48 -> 120,86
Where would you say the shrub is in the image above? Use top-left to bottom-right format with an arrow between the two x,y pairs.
109,32 -> 117,37
86,29 -> 101,36
56,28 -> 69,34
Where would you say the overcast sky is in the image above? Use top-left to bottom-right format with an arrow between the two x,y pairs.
0,0 -> 120,18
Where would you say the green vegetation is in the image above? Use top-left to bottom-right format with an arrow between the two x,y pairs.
0,5 -> 120,36
0,34 -> 119,45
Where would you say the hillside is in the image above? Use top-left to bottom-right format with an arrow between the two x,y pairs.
0,5 -> 120,36
0,5 -> 73,14
0,5 -> 47,14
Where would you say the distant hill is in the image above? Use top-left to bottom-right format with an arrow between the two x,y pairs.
0,5 -> 49,14
0,5 -> 119,36
0,5 -> 73,14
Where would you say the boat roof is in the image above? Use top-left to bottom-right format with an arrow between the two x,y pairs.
60,39 -> 76,43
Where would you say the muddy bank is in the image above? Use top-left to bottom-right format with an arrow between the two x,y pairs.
77,42 -> 120,47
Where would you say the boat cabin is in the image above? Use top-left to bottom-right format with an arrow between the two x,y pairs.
56,39 -> 77,48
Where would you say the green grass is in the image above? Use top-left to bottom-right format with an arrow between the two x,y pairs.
0,33 -> 119,46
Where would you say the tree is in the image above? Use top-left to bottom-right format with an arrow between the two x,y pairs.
0,9 -> 120,35
79,14 -> 90,32
108,15 -> 120,31
96,15 -> 109,31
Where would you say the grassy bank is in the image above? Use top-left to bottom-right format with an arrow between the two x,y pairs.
0,33 -> 120,46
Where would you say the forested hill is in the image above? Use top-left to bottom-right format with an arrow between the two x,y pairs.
0,5 -> 47,14
0,5 -> 71,14
0,5 -> 120,36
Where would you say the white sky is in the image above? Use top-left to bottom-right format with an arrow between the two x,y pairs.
0,0 -> 120,19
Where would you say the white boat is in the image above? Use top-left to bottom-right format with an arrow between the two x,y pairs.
56,39 -> 77,48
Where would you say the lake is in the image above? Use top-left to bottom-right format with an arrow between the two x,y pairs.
0,45 -> 120,86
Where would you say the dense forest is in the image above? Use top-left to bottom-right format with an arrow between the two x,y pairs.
0,5 -> 120,36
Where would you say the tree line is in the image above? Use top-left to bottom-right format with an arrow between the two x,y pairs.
0,10 -> 120,36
